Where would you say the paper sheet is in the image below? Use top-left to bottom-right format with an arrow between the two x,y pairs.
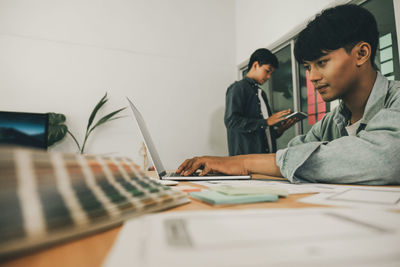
299,186 -> 400,210
193,180 -> 344,194
104,208 -> 400,267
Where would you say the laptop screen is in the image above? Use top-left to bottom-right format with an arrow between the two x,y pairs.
0,111 -> 49,149
127,98 -> 167,177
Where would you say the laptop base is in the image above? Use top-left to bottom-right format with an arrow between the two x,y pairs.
162,175 -> 251,181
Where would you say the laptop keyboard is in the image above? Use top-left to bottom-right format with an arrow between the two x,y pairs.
167,171 -> 225,177
168,172 -> 200,177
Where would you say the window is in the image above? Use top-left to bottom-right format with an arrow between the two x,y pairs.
262,44 -> 296,149
362,0 -> 400,80
298,65 -> 331,134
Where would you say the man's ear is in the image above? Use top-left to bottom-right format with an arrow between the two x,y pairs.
354,42 -> 372,67
251,61 -> 259,70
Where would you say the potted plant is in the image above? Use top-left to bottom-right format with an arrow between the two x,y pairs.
48,93 -> 126,154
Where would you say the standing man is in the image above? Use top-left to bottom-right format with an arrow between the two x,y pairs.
224,48 -> 298,156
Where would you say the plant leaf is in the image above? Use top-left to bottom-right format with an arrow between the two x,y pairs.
86,92 -> 108,132
67,130 -> 82,152
49,113 -> 66,124
104,115 -> 127,122
47,112 -> 68,146
88,107 -> 127,134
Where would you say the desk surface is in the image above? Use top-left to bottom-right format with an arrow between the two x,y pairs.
2,174 -> 327,267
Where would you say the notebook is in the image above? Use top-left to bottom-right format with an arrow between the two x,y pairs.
127,98 -> 251,181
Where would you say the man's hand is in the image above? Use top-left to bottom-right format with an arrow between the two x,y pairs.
176,154 -> 283,178
266,109 -> 291,126
276,117 -> 300,136
176,156 -> 248,176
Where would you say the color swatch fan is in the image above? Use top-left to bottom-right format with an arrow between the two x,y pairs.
0,146 -> 188,259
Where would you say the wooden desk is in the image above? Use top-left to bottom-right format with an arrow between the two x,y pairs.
2,174 -> 327,267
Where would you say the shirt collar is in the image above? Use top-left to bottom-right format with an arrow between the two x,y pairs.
244,76 -> 260,89
360,72 -> 388,123
335,72 -> 388,125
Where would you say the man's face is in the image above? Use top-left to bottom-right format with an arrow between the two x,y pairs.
304,48 -> 358,102
253,63 -> 275,85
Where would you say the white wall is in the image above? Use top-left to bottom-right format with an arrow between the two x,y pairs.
235,0 -> 349,65
0,0 -> 236,170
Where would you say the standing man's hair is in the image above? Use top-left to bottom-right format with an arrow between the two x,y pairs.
248,48 -> 279,70
294,4 -> 378,67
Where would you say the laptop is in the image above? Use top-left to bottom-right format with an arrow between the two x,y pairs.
127,98 -> 251,181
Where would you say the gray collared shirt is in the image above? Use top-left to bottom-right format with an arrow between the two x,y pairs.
276,72 -> 400,185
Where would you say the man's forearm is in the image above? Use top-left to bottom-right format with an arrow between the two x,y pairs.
239,153 -> 283,177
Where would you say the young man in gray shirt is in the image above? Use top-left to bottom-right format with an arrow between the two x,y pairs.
177,4 -> 400,185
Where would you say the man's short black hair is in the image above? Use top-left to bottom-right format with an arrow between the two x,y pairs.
294,4 -> 378,67
248,48 -> 279,70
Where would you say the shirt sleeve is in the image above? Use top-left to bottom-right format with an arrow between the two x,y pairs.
224,83 -> 268,133
276,100 -> 400,185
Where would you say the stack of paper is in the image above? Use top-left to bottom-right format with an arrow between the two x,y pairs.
212,185 -> 289,197
189,189 -> 278,204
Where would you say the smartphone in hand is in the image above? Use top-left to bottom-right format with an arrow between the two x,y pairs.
273,111 -> 308,126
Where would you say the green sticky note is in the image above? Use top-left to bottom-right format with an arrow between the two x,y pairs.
212,185 -> 289,197
189,190 -> 278,205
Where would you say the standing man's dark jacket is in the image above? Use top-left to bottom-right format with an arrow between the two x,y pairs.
224,77 -> 278,156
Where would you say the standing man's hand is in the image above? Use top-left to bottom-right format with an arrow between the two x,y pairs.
266,109 -> 291,126
276,118 -> 299,136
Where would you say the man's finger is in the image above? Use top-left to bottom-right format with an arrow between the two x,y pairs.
177,159 -> 190,173
184,160 -> 204,176
184,159 -> 196,172
277,109 -> 291,118
200,163 -> 211,176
